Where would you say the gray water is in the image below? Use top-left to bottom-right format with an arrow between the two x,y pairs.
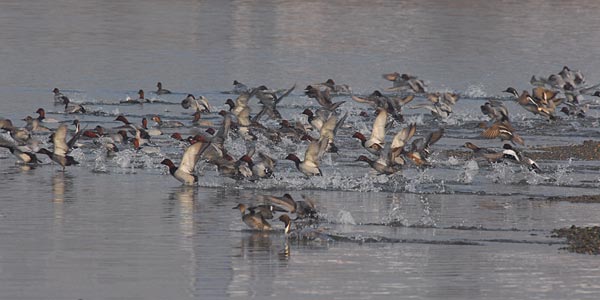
2,0 -> 600,299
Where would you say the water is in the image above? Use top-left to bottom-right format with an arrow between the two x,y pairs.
2,0 -> 600,299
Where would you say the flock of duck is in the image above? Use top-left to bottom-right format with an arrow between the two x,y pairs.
1,66 -> 598,235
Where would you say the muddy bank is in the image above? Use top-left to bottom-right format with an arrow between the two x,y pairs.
552,226 -> 600,255
545,195 -> 600,203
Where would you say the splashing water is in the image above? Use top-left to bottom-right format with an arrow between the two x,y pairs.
459,160 -> 480,184
337,210 -> 356,225
553,158 -> 574,186
464,84 -> 487,98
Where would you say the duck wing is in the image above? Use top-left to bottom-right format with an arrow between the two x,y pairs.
53,124 -> 69,157
179,141 -> 210,175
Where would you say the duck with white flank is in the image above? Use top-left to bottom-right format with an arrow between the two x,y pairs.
181,94 -> 211,112
37,124 -> 83,170
52,88 -> 70,105
285,138 -> 328,177
160,135 -> 210,185
352,108 -> 388,156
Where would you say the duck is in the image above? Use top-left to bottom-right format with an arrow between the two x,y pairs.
141,117 -> 162,136
22,116 -> 50,132
351,90 -> 408,122
232,203 -> 272,231
463,142 -> 506,162
352,108 -> 388,156
0,120 -> 32,145
312,79 -> 352,94
405,127 -> 444,167
191,110 -> 213,127
305,85 -> 345,111
181,94 -> 211,112
480,120 -> 524,145
302,108 -> 330,132
560,102 -> 588,118
151,115 -> 184,128
318,112 -> 348,153
480,100 -> 509,122
263,193 -> 317,219
247,204 -> 288,220
356,155 -> 400,175
232,80 -> 249,94
504,87 -> 557,120
52,88 -> 70,105
502,144 -> 540,172
155,82 -> 171,95
388,122 -> 417,166
240,152 -> 276,178
160,136 -> 210,185
121,89 -> 150,104
382,72 -> 426,93
35,108 -> 59,123
63,98 -> 86,114
253,83 -> 295,121
0,136 -> 41,165
285,138 -> 328,177
37,124 -> 82,170
409,93 -> 455,119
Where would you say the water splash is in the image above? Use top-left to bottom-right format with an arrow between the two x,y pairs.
463,84 -> 487,98
553,158 -> 574,186
337,210 -> 356,225
459,160 -> 479,183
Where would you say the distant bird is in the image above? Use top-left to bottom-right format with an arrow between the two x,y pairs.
52,88 -> 70,105
311,78 -> 352,94
181,94 -> 211,112
382,72 -> 426,93
232,80 -> 249,94
305,85 -> 346,111
152,115 -> 184,128
254,84 -> 296,121
156,82 -> 171,95
63,98 -> 86,114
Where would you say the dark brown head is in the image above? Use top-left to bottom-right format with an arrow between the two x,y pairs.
205,127 -> 216,135
325,79 -> 335,85
35,108 -> 45,116
233,80 -> 240,85
218,110 -> 228,117
157,82 -> 162,89
372,90 -> 383,97
141,117 -> 149,129
401,73 -> 410,81
53,88 -> 60,94
193,111 -> 202,122
282,193 -> 294,201
240,155 -> 253,164
355,155 -> 371,163
225,99 -> 235,111
115,115 -> 131,125
352,132 -> 366,142
285,154 -> 300,163
117,130 -> 128,139
138,89 -> 145,99
503,87 -> 518,97
301,108 -> 313,117
170,132 -> 183,141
